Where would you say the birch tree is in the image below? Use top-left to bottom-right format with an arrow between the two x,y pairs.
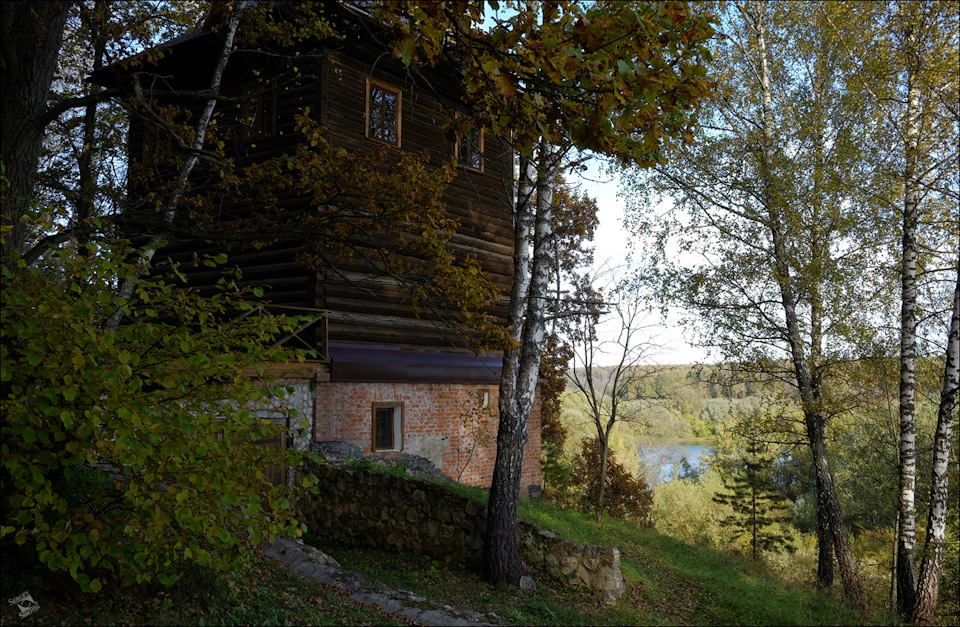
837,1 -> 960,621
621,1 -> 880,607
377,0 -> 714,585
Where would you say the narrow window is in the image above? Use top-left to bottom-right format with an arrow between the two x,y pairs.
141,120 -> 162,169
366,78 -> 401,146
240,81 -> 277,142
456,124 -> 484,172
372,403 -> 403,451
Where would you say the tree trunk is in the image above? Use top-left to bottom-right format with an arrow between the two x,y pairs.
745,2 -> 864,608
74,0 -> 108,250
815,473 -> 835,587
809,59 -> 833,589
596,430 -> 610,521
908,259 -> 960,625
0,0 -> 73,260
808,414 -> 864,607
895,25 -> 923,616
485,142 -> 559,586
485,401 -> 530,585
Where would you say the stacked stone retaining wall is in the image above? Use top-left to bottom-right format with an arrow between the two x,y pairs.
296,462 -> 624,603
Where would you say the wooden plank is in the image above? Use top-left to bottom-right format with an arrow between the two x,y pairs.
242,361 -> 325,377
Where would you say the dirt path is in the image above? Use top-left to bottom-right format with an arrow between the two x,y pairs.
262,539 -> 500,626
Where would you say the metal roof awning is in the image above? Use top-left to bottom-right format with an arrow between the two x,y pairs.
327,343 -> 502,384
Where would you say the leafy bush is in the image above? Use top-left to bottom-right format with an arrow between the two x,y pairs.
652,471 -> 732,547
570,437 -> 654,524
1,248 -> 319,591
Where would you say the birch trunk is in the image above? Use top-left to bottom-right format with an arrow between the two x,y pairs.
809,53 -> 833,588
909,258 -> 960,625
105,3 -> 246,330
745,2 -> 864,608
895,32 -> 922,616
486,143 -> 559,585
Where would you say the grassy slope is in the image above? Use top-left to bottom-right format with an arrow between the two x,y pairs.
311,480 -> 875,626
1,480 -> 876,626
519,502 -> 862,626
0,544 -> 403,626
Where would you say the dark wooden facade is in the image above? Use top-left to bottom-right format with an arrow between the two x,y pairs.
107,8 -> 515,358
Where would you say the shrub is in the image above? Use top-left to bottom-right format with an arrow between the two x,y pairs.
570,437 -> 654,525
652,471 -> 731,547
1,248 -> 319,591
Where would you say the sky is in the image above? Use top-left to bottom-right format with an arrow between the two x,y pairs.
572,160 -> 711,366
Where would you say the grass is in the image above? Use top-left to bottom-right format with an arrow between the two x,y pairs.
0,544 -> 402,626
309,485 -> 878,626
2,470 -> 891,626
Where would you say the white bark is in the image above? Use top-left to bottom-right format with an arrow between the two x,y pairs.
106,2 -> 248,330
911,258 -> 960,624
487,141 -> 561,585
896,18 -> 923,612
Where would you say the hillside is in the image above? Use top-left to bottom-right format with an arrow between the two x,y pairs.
0,478 -> 877,626
315,492 -> 876,626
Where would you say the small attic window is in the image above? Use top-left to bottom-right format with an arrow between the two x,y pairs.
240,81 -> 277,142
456,124 -> 484,172
366,78 -> 401,147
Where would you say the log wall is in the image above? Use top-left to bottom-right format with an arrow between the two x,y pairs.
131,37 -> 514,353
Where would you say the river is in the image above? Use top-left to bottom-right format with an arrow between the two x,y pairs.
637,441 -> 714,484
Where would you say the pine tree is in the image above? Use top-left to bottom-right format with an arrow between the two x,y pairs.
713,442 -> 794,562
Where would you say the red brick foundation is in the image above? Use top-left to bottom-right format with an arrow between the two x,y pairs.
314,377 -> 541,491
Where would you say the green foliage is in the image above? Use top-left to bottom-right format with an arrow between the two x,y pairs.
712,442 -> 796,562
652,471 -> 731,548
540,439 -> 574,507
0,247 -> 319,591
376,1 -> 715,164
540,335 -> 574,505
341,457 -> 410,479
570,438 -> 653,524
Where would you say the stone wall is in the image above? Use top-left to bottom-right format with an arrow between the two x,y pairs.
296,462 -> 624,604
516,523 -> 625,604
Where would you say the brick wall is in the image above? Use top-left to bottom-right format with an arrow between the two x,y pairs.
314,379 -> 541,491
245,362 -> 543,493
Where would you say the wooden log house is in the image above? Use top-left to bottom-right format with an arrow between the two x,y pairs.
91,2 -> 541,491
